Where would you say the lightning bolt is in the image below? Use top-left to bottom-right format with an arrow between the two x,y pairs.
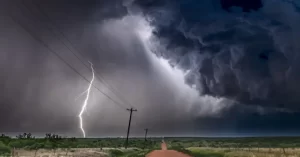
78,61 -> 95,138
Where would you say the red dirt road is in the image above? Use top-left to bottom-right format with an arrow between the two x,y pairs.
146,141 -> 191,157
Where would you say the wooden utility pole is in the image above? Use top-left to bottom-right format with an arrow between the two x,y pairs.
144,128 -> 148,141
125,108 -> 137,149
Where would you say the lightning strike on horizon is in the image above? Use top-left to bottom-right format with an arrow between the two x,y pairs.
78,61 -> 95,138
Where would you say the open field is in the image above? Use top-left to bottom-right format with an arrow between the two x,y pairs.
3,134 -> 300,156
5,148 -> 152,157
186,147 -> 300,157
7,147 -> 300,157
11,148 -> 108,157
10,148 -> 146,157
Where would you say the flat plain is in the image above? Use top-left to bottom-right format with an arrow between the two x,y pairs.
2,135 -> 300,156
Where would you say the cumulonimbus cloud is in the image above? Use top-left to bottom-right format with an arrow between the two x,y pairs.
129,0 -> 300,111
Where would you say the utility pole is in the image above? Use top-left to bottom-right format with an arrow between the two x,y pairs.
125,107 -> 137,149
144,128 -> 148,141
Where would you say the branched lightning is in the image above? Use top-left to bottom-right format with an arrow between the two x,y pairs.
75,90 -> 88,102
78,61 -> 95,138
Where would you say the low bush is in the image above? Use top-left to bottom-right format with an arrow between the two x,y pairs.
109,149 -> 124,157
0,141 -> 11,155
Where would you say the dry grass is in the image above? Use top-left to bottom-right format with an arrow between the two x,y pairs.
7,148 -> 141,157
9,148 -> 108,157
188,147 -> 300,157
8,147 -> 140,157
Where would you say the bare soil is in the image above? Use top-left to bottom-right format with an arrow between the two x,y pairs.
146,141 -> 191,157
146,150 -> 191,157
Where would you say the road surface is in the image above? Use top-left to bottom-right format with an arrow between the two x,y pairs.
146,141 -> 191,157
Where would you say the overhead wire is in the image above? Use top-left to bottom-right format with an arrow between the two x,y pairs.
27,0 -> 136,109
8,9 -> 128,110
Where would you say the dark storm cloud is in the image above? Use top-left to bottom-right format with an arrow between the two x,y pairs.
132,0 -> 300,111
220,0 -> 263,12
2,0 -> 300,137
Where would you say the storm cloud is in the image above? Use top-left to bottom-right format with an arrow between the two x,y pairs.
1,0 -> 300,137
130,0 -> 300,111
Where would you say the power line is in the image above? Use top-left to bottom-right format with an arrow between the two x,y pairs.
26,0 -> 136,109
21,0 -> 132,108
9,13 -> 127,110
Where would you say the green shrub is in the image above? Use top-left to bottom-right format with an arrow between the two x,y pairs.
8,140 -> 23,148
0,141 -> 11,155
27,143 -> 44,150
43,140 -> 55,149
109,149 -> 124,157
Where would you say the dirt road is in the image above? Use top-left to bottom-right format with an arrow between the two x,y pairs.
146,141 -> 191,157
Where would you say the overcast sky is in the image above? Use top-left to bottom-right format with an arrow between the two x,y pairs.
1,0 -> 300,137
